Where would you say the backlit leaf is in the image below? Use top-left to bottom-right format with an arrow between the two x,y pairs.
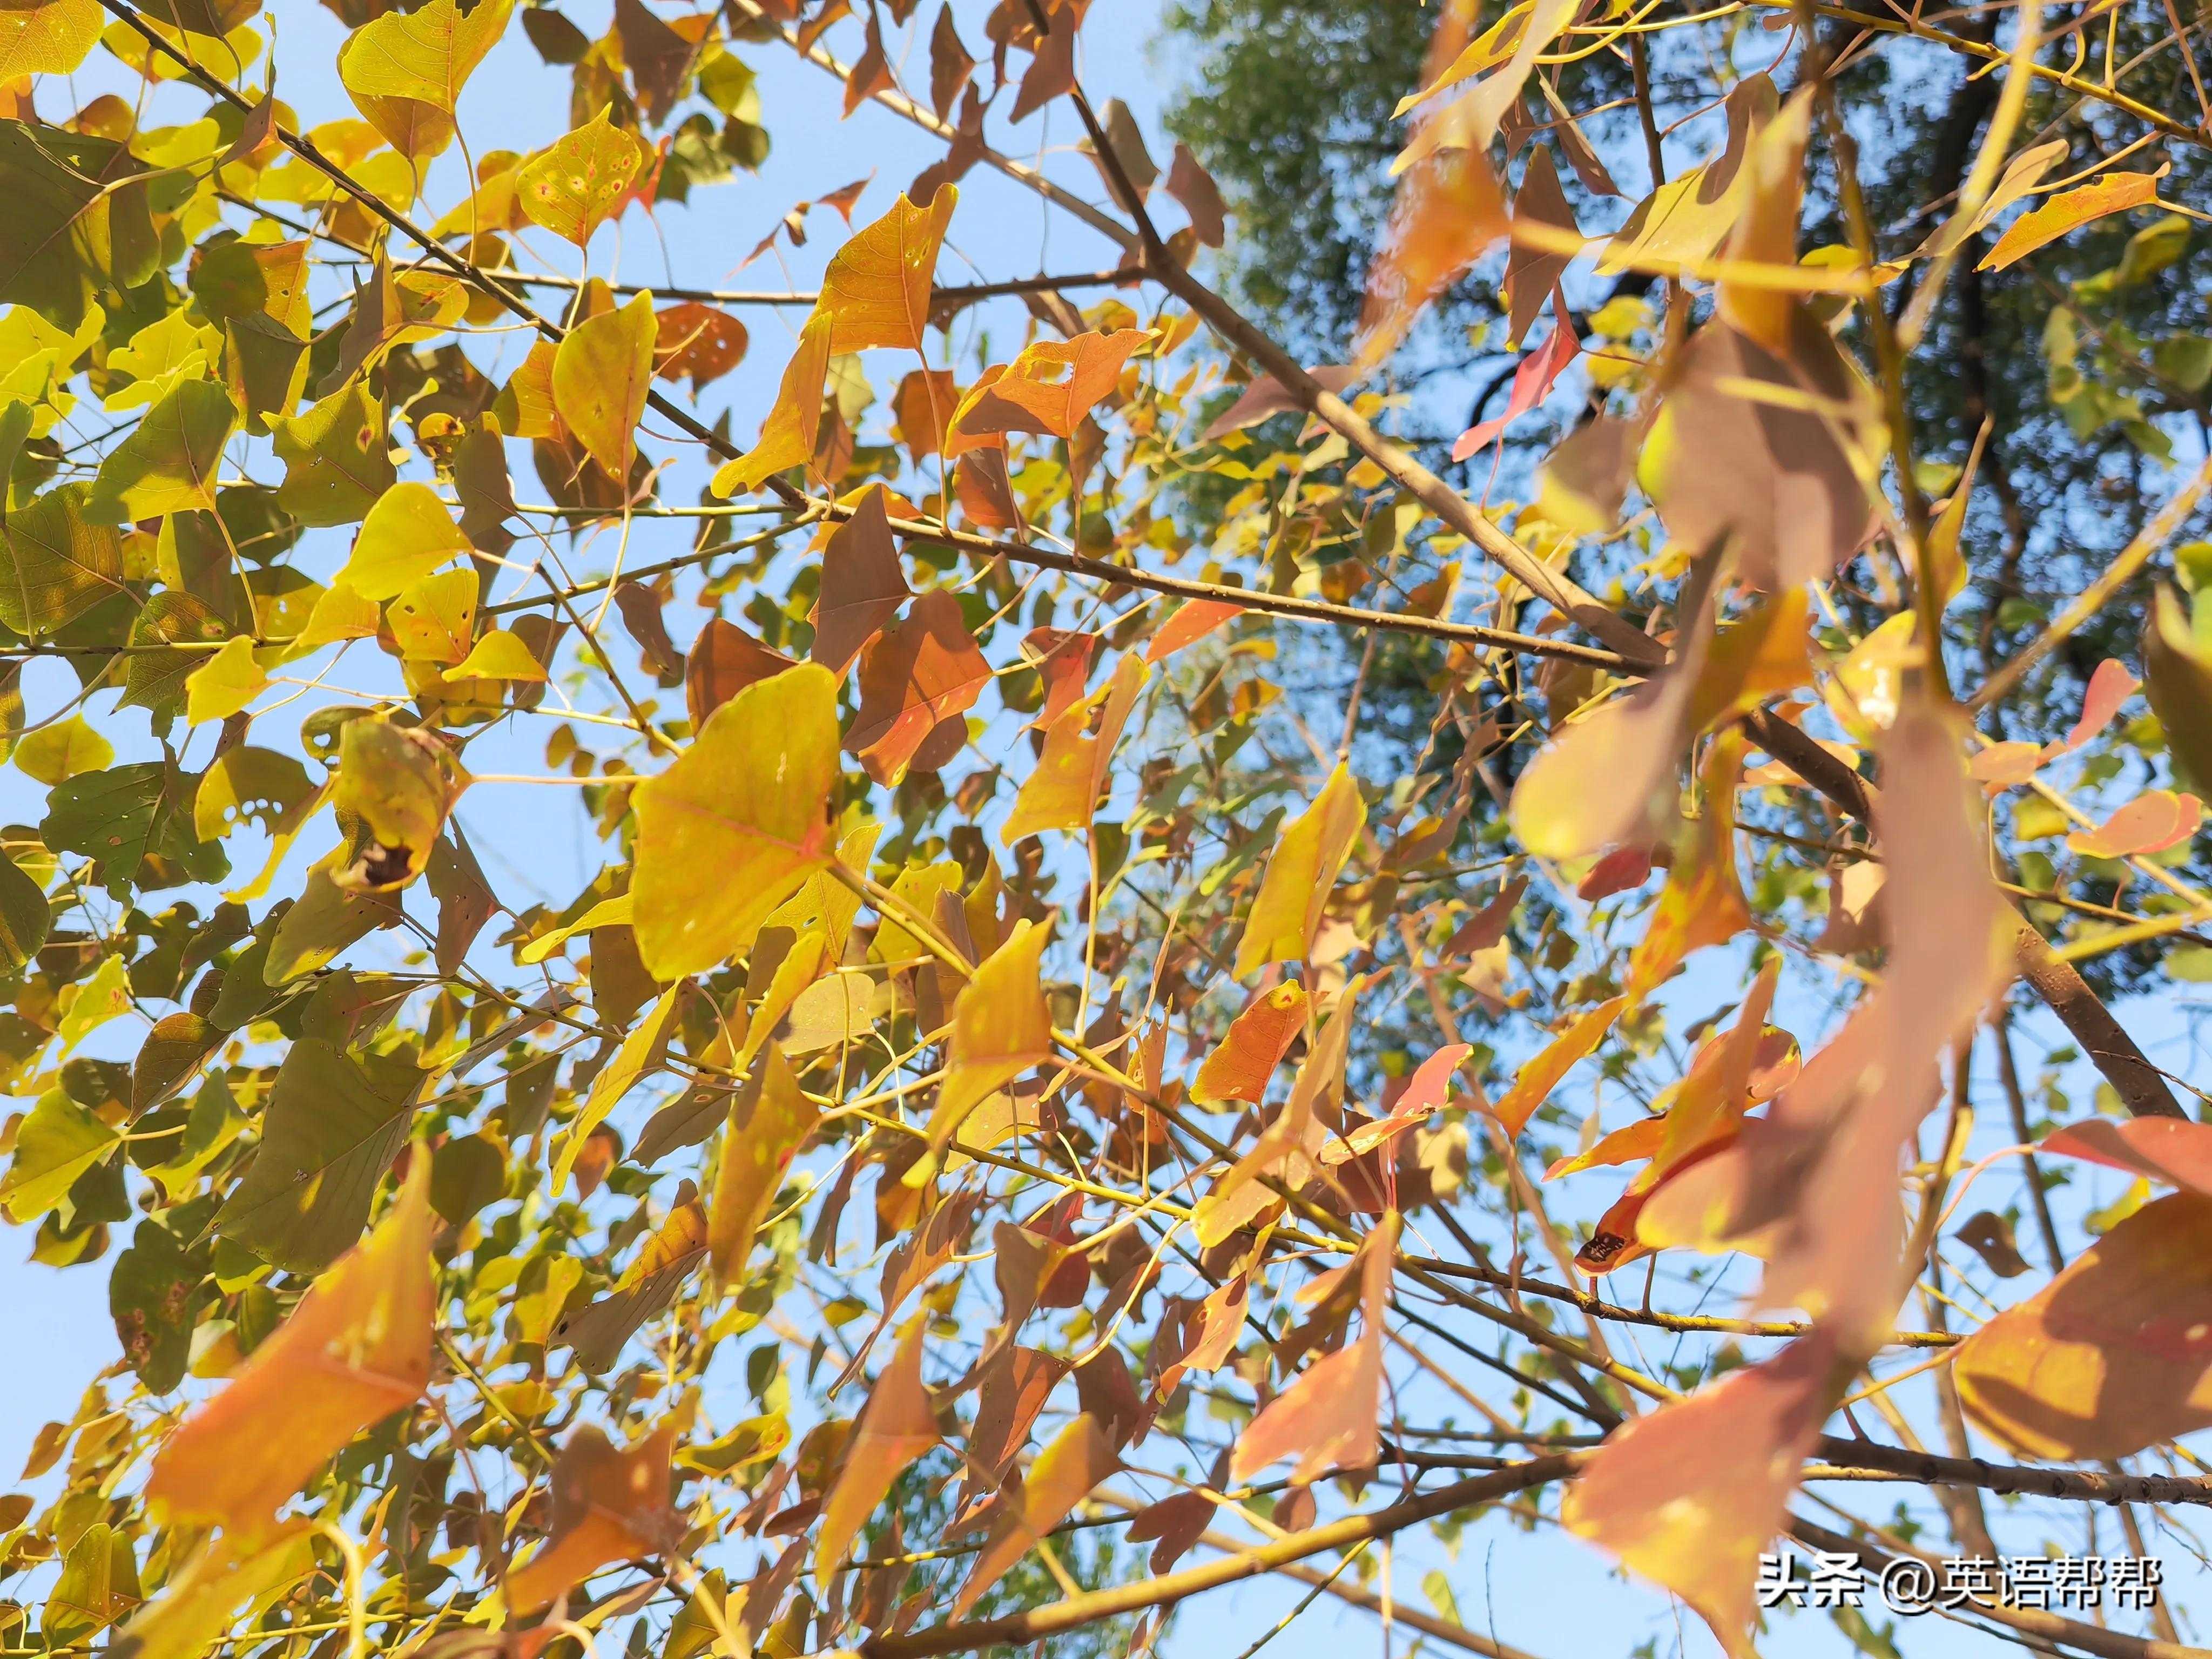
818,186 -> 956,353
1232,763 -> 1365,979
632,663 -> 840,980
554,291 -> 656,481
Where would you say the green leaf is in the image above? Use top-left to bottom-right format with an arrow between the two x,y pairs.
212,1036 -> 423,1273
43,761 -> 226,899
0,123 -> 157,330
42,1522 -> 140,1645
270,377 -> 397,529
0,482 -> 127,636
86,379 -> 238,524
0,852 -> 50,975
120,591 -> 232,720
2146,585 -> 2212,796
110,1220 -> 205,1394
0,1086 -> 118,1223
265,854 -> 403,983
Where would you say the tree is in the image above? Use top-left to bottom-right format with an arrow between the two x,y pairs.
1,1 -> 2209,1658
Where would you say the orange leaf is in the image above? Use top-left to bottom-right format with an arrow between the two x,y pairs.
1322,1043 -> 1471,1165
2048,656 -> 2140,756
1493,996 -> 1625,1138
1955,1192 -> 2212,1460
505,1421 -> 687,1613
652,301 -> 747,391
1189,982 -> 1309,1107
2065,789 -> 2201,858
1144,597 -> 1243,662
1000,652 -> 1148,843
848,589 -> 989,783
948,328 -> 1148,449
950,1413 -> 1118,1617
815,1318 -> 940,1575
1545,1115 -> 1665,1181
1195,980 -> 1359,1248
1355,124 -> 1504,372
1230,1212 -> 1396,1483
1563,1332 -> 1838,1657
1979,170 -> 2164,272
1624,730 -> 1751,1003
818,186 -> 956,353
810,487 -> 911,677
2039,1117 -> 2212,1197
145,1154 -> 433,1540
1640,699 -> 2011,1346
1232,763 -> 1366,979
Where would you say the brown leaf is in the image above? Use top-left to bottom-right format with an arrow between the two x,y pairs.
505,1421 -> 687,1613
613,581 -> 683,678
614,0 -> 699,124
929,3 -> 975,119
1954,1210 -> 2031,1278
1166,142 -> 1226,247
1199,365 -> 1357,442
1230,1212 -> 1395,1483
685,619 -> 797,728
817,1318 -> 940,1575
811,487 -> 911,677
848,589 -> 990,783
1502,144 -> 1574,346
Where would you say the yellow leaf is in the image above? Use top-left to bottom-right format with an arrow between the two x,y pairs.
552,985 -> 680,1191
331,716 -> 461,891
1000,653 -> 1148,844
113,1529 -> 315,1659
0,0 -> 103,80
1493,996 -> 1626,1137
818,185 -> 956,354
713,312 -> 834,496
298,582 -> 381,647
184,635 -> 267,725
449,627 -> 547,680
340,481 -> 470,600
387,568 -> 478,664
632,664 -> 842,980
145,1154 -> 434,1541
338,0 -> 515,158
924,918 -> 1053,1150
1232,763 -> 1365,979
14,714 -> 112,785
709,1043 -> 819,1283
553,290 -> 656,481
517,108 -> 645,246
1980,170 -> 2164,272
951,1414 -> 1117,1616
